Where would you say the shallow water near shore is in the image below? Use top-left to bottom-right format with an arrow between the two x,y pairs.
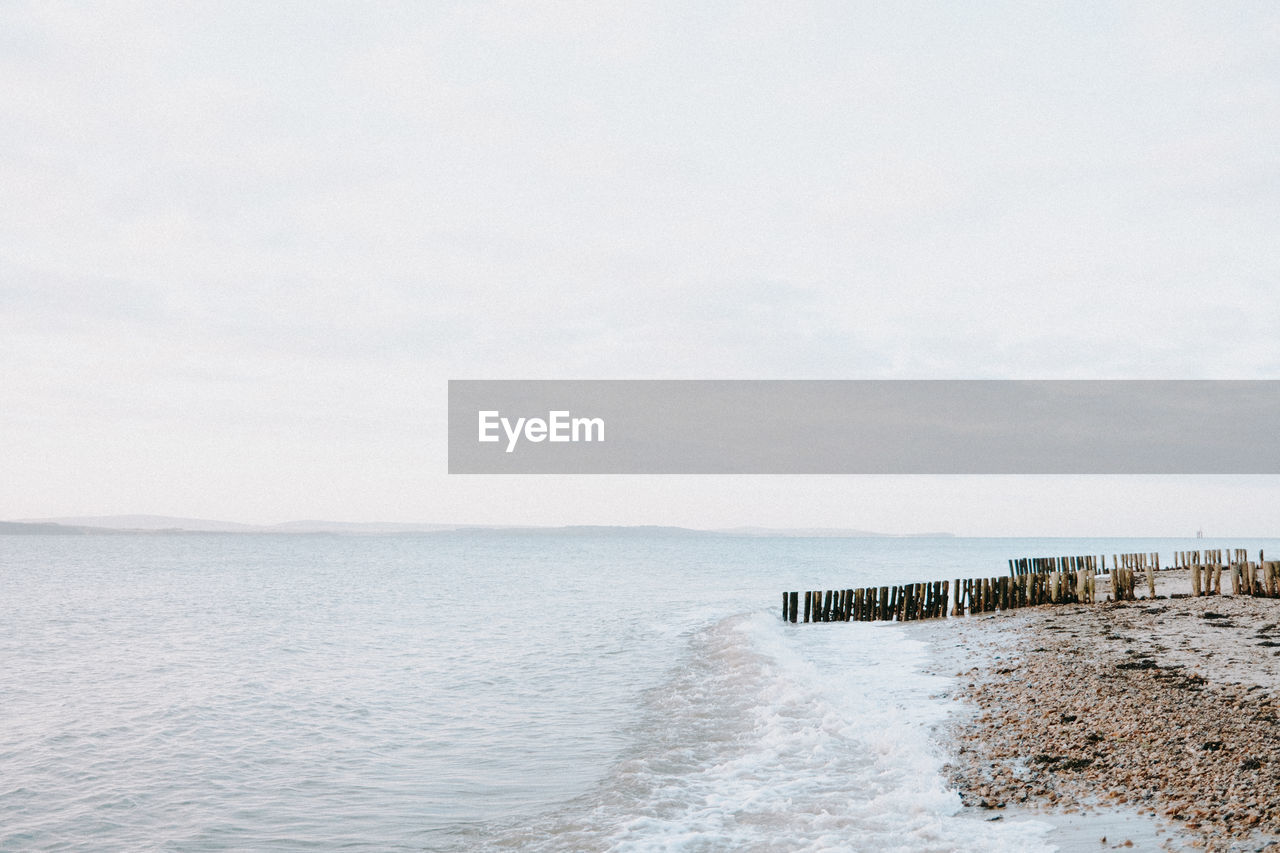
2,532 -> 1274,851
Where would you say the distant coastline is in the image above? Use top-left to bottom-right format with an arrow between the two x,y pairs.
2,515 -> 955,538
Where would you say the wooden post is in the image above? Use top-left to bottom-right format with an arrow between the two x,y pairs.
789,591 -> 799,623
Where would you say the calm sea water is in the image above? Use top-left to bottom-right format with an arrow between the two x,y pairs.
1,532 -> 1272,852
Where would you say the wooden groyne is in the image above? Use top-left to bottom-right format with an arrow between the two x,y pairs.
1008,555 -> 1101,576
783,550 -> 1278,624
1174,549 -> 1280,597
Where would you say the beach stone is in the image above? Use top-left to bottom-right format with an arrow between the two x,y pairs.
932,581 -> 1280,850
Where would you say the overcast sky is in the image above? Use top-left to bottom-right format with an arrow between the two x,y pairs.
3,2 -> 1280,535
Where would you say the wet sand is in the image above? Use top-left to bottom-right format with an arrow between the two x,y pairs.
922,569 -> 1280,852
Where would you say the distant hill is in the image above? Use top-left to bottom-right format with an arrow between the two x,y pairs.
716,526 -> 955,538
7,516 -> 955,538
19,515 -> 469,534
270,520 -> 471,534
22,514 -> 262,532
0,520 -> 107,535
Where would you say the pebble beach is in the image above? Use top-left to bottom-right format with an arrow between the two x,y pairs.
930,569 -> 1280,851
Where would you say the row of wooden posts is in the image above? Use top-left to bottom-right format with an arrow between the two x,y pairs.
783,550 -> 1277,623
1174,549 -> 1280,597
783,569 -> 1106,623
1008,553 -> 1159,577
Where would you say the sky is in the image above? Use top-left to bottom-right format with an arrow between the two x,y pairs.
3,1 -> 1280,535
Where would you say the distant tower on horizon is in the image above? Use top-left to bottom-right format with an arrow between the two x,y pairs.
1197,527 -> 1204,539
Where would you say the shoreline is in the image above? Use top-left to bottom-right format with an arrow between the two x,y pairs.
921,568 -> 1280,851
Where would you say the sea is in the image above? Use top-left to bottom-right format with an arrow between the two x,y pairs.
1,531 -> 1272,852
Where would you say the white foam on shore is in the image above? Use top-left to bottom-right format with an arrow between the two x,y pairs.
480,612 -> 1054,852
